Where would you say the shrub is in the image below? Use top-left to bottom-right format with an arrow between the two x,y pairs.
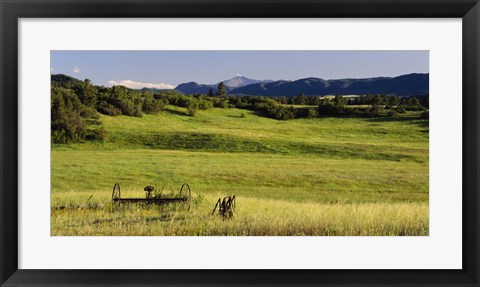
367,105 -> 381,118
118,100 -> 142,117
142,96 -> 165,114
318,102 -> 339,117
186,101 -> 198,116
84,126 -> 107,141
97,101 -> 122,116
351,108 -> 362,116
270,105 -> 296,120
306,108 -> 318,118
187,107 -> 197,116
216,100 -> 228,109
388,110 -> 399,118
197,99 -> 213,110
318,104 -> 361,118
396,105 -> 406,114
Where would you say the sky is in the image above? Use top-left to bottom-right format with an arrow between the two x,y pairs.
50,50 -> 429,89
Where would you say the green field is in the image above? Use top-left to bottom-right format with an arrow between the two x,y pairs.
51,106 -> 429,236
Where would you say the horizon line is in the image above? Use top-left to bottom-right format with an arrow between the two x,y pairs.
51,72 -> 429,89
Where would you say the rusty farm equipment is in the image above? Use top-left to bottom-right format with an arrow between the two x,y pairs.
112,183 -> 192,210
212,195 -> 236,219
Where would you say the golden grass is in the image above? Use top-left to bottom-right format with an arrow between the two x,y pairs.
51,194 -> 428,236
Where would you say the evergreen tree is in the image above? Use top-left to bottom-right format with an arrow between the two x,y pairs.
216,82 -> 227,97
334,95 -> 346,107
208,88 -> 214,97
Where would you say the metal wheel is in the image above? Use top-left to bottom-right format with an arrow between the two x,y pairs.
179,183 -> 192,210
112,183 -> 121,201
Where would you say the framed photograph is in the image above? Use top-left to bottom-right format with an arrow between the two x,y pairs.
1,0 -> 479,286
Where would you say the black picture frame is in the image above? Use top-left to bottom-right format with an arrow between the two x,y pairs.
1,0 -> 479,286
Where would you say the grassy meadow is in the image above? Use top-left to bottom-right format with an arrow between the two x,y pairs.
51,106 -> 429,236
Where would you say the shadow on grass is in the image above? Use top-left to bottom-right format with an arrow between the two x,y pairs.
164,107 -> 188,117
91,212 -> 185,225
251,110 -> 273,119
367,115 -> 429,129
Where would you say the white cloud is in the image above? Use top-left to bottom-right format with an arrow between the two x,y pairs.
50,67 -> 54,73
107,80 -> 175,90
236,73 -> 242,77
72,66 -> 81,73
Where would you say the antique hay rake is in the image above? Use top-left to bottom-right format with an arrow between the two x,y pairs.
212,195 -> 236,218
111,183 -> 192,210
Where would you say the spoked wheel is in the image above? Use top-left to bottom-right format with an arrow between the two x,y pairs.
179,183 -> 192,211
112,183 -> 121,201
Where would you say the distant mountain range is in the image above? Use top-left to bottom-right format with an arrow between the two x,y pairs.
175,73 -> 429,97
175,76 -> 273,95
52,73 -> 429,97
175,82 -> 228,95
222,76 -> 274,88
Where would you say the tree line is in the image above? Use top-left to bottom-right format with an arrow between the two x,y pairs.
229,94 -> 428,120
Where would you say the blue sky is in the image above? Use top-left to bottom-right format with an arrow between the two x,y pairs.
51,50 -> 429,89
